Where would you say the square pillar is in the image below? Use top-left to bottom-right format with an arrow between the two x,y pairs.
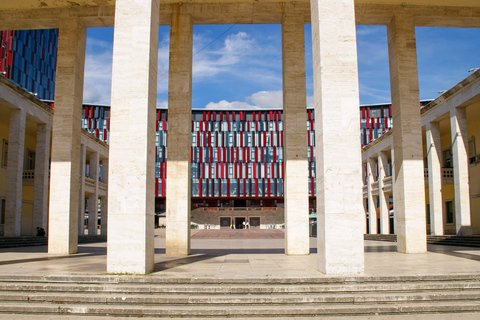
367,157 -> 377,234
107,0 -> 159,274
426,121 -> 444,235
310,0 -> 364,274
4,109 -> 26,237
78,144 -> 86,236
100,158 -> 108,236
378,151 -> 389,234
88,152 -> 99,236
48,18 -> 86,254
166,9 -> 193,256
450,107 -> 472,235
100,196 -> 108,236
33,123 -> 51,235
282,6 -> 309,255
387,13 -> 426,253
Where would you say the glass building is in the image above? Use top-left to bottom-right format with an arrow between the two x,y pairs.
0,29 -> 58,100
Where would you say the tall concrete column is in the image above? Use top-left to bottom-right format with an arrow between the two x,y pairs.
450,107 -> 472,235
100,196 -> 108,236
4,109 -> 26,237
367,157 -> 377,234
426,121 -> 443,235
48,18 -> 86,254
166,9 -> 192,256
378,151 -> 389,234
107,0 -> 159,273
78,144 -> 86,236
387,13 -> 426,253
282,7 -> 309,255
311,0 -> 364,274
391,147 -> 396,234
88,152 -> 99,235
100,158 -> 108,236
33,122 -> 51,234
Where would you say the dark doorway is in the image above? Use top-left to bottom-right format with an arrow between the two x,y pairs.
234,200 -> 246,207
235,217 -> 245,229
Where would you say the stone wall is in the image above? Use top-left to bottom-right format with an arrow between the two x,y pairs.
190,207 -> 285,229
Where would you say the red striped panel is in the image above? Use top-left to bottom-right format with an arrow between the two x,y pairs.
267,178 -> 271,196
311,178 -> 314,196
253,163 -> 256,179
199,179 -> 202,197
155,178 -> 158,196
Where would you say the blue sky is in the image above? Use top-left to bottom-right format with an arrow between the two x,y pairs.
83,24 -> 480,109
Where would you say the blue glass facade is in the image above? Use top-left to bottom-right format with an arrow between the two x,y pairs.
0,29 -> 58,100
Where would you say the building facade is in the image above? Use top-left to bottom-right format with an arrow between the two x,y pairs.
362,70 -> 480,237
81,105 -> 317,228
0,29 -> 58,100
0,77 -> 109,237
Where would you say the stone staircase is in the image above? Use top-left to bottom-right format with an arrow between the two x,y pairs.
0,237 -> 47,248
427,235 -> 480,248
0,274 -> 479,317
0,235 -> 106,249
364,234 -> 397,242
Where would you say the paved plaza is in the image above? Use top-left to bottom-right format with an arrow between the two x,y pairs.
0,229 -> 479,278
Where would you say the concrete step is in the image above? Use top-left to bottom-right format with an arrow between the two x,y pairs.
0,273 -> 478,284
364,234 -> 397,242
1,290 -> 480,305
1,274 -> 479,317
1,280 -> 479,294
0,237 -> 47,248
427,236 -> 480,248
1,300 -> 480,317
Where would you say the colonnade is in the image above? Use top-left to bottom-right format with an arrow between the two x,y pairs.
363,70 -> 480,238
1,78 -> 52,237
1,0 -> 478,275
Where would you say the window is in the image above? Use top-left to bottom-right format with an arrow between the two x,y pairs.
1,140 -> 7,168
250,217 -> 260,227
445,200 -> 454,225
468,137 -> 477,165
25,149 -> 35,170
0,198 -> 5,224
443,149 -> 453,168
220,217 -> 231,227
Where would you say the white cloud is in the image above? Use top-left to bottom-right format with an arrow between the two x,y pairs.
204,90 -> 293,110
83,38 -> 113,105
248,90 -> 282,109
156,100 -> 168,109
307,95 -> 314,109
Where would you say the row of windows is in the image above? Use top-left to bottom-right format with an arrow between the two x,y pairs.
191,110 -> 286,122
191,162 -> 284,180
360,117 -> 392,130
191,178 -> 285,198
190,146 -> 284,163
191,131 -> 286,148
192,120 -> 285,132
